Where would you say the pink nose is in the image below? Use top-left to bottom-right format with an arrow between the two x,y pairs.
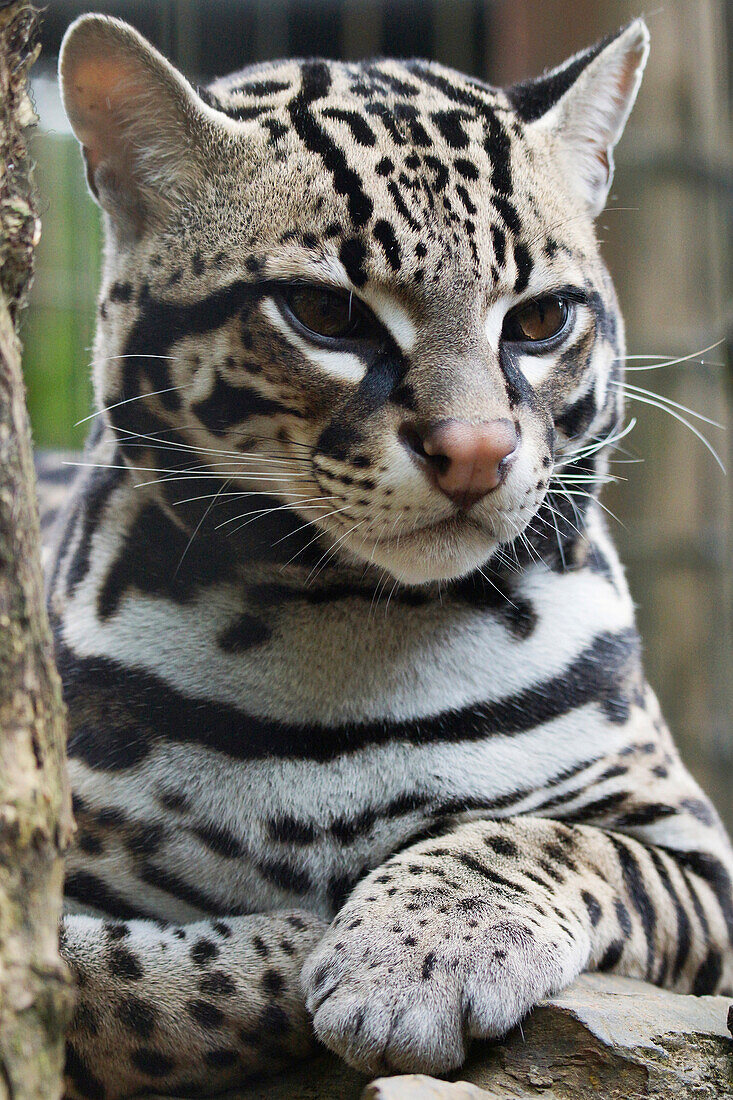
402,418 -> 519,509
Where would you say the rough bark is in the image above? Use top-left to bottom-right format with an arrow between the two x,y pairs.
0,4 -> 75,1098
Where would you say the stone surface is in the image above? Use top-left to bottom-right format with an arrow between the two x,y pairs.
364,1078 -> 493,1099
150,974 -> 733,1100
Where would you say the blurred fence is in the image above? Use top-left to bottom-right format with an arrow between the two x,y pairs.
24,0 -> 732,827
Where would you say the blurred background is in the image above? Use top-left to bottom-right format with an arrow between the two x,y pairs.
26,0 -> 732,828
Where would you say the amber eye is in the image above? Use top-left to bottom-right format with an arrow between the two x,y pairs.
282,286 -> 370,341
502,295 -> 570,346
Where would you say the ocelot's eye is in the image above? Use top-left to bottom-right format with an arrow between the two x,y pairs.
281,286 -> 372,341
502,295 -> 570,346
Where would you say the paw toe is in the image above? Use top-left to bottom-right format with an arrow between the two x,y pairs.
384,995 -> 465,1075
312,991 -> 394,1074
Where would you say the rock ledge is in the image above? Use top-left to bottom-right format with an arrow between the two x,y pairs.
154,974 -> 733,1100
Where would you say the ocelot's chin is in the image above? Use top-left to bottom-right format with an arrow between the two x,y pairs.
342,518 -> 501,586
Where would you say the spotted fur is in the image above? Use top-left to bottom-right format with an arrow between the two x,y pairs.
41,14 -> 733,1098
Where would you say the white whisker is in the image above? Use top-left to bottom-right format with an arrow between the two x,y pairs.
613,391 -> 726,473
613,338 -> 724,371
173,478 -> 231,579
305,520 -> 368,585
611,381 -> 724,429
75,383 -> 195,426
271,505 -> 355,547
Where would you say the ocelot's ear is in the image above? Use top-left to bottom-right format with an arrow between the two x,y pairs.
508,20 -> 649,217
59,15 -> 226,238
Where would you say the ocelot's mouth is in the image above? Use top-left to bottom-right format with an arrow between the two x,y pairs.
378,511 -> 486,545
341,509 -> 501,585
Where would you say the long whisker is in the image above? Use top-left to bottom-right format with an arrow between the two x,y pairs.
553,487 -> 624,527
271,505 -> 356,547
612,390 -> 726,473
304,520 -> 368,585
173,491 -> 325,509
75,383 -> 196,426
383,576 -> 401,616
173,478 -> 231,579
549,486 -> 586,535
134,472 -> 313,489
613,338 -> 724,371
112,418 -> 306,454
112,424 -> 305,463
92,353 -> 186,362
557,418 -> 637,466
213,493 -> 327,531
224,504 -> 337,538
121,442 -> 307,466
369,568 -> 392,618
610,381 -> 724,429
544,500 -> 568,569
476,564 -> 517,608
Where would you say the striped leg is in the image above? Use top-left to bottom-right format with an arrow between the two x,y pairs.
61,910 -> 325,1099
303,812 -> 733,1076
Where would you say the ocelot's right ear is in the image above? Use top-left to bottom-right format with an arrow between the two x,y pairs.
59,14 -> 229,240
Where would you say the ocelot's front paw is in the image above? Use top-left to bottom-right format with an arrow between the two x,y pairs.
302,849 -> 590,1075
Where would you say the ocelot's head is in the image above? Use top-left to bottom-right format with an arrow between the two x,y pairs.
60,16 -> 647,584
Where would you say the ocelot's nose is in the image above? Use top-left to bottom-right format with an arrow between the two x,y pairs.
401,418 -> 519,509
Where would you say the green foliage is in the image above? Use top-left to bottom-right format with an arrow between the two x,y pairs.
21,132 -> 99,448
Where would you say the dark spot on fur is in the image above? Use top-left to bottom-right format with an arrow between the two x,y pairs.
191,939 -> 220,966
198,970 -> 237,998
339,237 -> 368,287
204,1048 -> 238,1068
65,1046 -> 106,1099
108,946 -> 143,980
262,969 -> 285,996
260,1002 -> 291,1036
252,936 -> 269,959
373,219 -> 402,270
188,999 -> 225,1029
693,948 -> 723,995
218,613 -> 271,653
158,788 -> 188,812
581,890 -> 603,927
104,922 -> 130,941
598,939 -> 624,971
484,835 -> 518,859
118,996 -> 157,1039
109,282 -> 132,303
130,1048 -> 175,1076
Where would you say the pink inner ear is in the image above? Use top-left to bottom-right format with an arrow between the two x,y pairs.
588,48 -> 644,179
616,47 -> 644,102
67,55 -> 141,174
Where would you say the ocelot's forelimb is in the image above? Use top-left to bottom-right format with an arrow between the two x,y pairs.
61,910 -> 325,1099
303,813 -> 733,1075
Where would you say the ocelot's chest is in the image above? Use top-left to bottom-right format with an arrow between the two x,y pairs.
54,472 -> 639,921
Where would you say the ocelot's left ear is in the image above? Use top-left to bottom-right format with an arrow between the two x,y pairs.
509,20 -> 649,217
59,14 -> 232,240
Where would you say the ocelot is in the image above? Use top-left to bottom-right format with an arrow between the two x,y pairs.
36,13 -> 733,1099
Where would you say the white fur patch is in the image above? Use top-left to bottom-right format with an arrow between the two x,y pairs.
261,297 -> 367,383
361,288 -> 417,353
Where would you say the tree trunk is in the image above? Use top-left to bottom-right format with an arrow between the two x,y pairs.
0,4 -> 75,1098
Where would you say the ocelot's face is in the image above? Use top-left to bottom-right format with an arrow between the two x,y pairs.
65,28 -> 642,584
